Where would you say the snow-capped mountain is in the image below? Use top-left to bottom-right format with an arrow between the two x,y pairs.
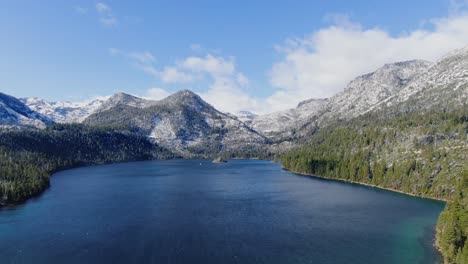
96,92 -> 158,112
369,45 -> 468,113
250,98 -> 328,138
318,60 -> 432,123
0,93 -> 53,128
234,111 -> 258,122
84,90 -> 268,154
21,97 -> 106,123
250,60 -> 431,139
6,44 -> 467,155
21,92 -> 158,123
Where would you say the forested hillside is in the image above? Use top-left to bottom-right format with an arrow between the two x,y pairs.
0,124 -> 175,206
281,106 -> 467,263
437,171 -> 468,263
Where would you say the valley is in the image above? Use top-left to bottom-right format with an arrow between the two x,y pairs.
1,45 -> 467,263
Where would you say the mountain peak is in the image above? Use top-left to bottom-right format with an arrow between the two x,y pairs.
157,89 -> 218,114
235,110 -> 258,122
170,89 -> 199,99
96,92 -> 156,112
165,89 -> 204,103
108,92 -> 139,102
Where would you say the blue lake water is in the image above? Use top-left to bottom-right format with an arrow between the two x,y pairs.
0,159 -> 445,263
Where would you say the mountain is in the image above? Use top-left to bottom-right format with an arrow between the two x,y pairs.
318,60 -> 432,123
21,92 -> 159,123
0,92 -> 53,128
234,111 -> 257,122
96,92 -> 157,112
250,60 -> 431,141
368,46 -> 468,114
250,98 -> 328,138
84,90 -> 268,156
21,97 -> 106,123
278,47 -> 468,263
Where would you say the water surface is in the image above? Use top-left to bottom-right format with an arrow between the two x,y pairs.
0,160 -> 444,263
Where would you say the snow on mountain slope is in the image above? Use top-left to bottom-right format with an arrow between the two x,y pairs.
0,93 -> 53,128
96,92 -> 158,112
21,97 -> 106,123
251,60 -> 432,139
84,90 -> 268,154
234,111 -> 257,122
318,60 -> 433,123
22,92 -> 159,123
250,98 -> 328,137
369,45 -> 468,112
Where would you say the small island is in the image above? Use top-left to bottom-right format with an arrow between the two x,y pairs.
212,157 -> 227,163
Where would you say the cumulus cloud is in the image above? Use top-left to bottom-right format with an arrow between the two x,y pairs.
108,47 -> 258,113
138,53 -> 260,113
108,11 -> 468,114
158,67 -> 195,83
267,13 -> 468,109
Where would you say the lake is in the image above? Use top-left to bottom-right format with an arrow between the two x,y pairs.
0,160 -> 445,263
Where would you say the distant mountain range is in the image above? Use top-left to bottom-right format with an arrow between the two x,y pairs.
20,97 -> 106,123
1,45 -> 467,154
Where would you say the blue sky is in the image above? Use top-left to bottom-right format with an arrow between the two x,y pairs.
1,0 -> 468,113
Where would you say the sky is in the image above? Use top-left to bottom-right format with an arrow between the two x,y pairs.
1,0 -> 468,114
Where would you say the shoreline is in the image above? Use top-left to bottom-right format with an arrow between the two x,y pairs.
281,167 -> 448,202
281,166 -> 447,262
0,157 -> 257,208
2,158 -> 448,208
1,159 -> 449,261
0,157 -> 177,208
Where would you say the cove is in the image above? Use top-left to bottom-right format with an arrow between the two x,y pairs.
0,160 -> 445,264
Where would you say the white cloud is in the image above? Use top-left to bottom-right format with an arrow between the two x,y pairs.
198,78 -> 260,114
96,3 -> 117,26
109,12 -> 468,114
267,13 -> 468,109
158,67 -> 195,83
144,88 -> 171,100
96,3 -> 111,13
180,54 -> 235,76
140,53 -> 260,113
